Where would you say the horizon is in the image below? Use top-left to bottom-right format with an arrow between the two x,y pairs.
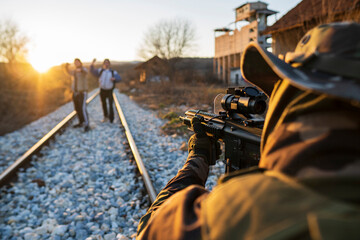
1,0 -> 302,72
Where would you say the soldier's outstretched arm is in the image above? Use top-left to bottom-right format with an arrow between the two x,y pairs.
137,118 -> 214,239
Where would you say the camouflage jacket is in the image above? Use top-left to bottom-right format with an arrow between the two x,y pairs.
137,80 -> 360,239
137,159 -> 360,240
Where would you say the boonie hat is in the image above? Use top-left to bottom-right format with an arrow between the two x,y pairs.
241,22 -> 360,106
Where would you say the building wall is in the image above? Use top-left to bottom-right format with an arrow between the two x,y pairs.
214,2 -> 274,84
140,70 -> 146,83
271,28 -> 306,56
215,21 -> 258,58
236,2 -> 268,22
214,21 -> 258,84
269,3 -> 360,57
230,68 -> 241,85
214,21 -> 271,84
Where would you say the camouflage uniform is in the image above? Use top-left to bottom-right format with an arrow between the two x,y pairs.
137,22 -> 360,240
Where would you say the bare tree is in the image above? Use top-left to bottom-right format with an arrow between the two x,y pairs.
138,18 -> 196,60
0,20 -> 29,63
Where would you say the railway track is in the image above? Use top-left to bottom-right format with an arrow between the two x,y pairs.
113,93 -> 157,203
0,89 -> 223,239
0,90 -> 157,200
0,92 -> 99,187
0,90 -> 157,204
0,90 -> 159,239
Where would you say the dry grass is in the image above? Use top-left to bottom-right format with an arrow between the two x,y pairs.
120,81 -> 225,109
118,81 -> 227,136
1,59 -> 221,137
0,63 -> 97,136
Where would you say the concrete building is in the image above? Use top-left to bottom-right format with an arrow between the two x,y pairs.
214,1 -> 277,85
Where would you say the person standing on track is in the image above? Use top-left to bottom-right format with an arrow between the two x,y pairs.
90,58 -> 121,123
64,58 -> 90,132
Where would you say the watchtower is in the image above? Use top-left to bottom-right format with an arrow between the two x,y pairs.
214,1 -> 277,84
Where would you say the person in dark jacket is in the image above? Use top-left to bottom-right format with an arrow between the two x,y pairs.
65,58 -> 90,132
90,58 -> 121,123
137,22 -> 360,240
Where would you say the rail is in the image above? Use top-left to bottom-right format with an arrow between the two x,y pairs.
113,92 -> 157,203
0,90 -> 99,187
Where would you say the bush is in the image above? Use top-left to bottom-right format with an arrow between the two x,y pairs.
162,111 -> 179,120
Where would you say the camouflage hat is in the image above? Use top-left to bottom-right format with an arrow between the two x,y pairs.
241,22 -> 360,106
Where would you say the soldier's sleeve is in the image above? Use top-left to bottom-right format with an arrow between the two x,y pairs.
137,153 -> 210,239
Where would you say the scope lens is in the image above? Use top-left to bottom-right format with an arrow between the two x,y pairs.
214,93 -> 227,114
251,100 -> 266,114
217,92 -> 267,115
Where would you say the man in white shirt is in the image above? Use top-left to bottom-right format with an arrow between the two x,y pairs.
90,58 -> 121,123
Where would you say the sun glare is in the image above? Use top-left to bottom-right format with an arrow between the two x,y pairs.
30,59 -> 52,73
28,52 -> 60,73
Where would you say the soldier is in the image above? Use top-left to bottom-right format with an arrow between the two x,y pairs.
137,22 -> 360,239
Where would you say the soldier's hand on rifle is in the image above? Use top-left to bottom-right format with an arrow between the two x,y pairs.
188,117 -> 221,165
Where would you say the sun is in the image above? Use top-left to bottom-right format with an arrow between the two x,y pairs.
29,58 -> 52,73
28,52 -> 59,73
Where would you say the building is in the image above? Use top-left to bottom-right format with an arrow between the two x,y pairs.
263,0 -> 360,56
214,1 -> 277,85
134,56 -> 169,83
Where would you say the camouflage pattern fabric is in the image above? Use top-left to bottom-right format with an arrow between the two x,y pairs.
137,152 -> 209,239
137,159 -> 360,240
137,22 -> 360,239
260,79 -> 360,177
137,80 -> 360,239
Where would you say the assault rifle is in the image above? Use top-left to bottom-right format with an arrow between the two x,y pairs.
180,87 -> 267,173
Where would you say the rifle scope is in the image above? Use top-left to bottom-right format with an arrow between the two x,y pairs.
215,87 -> 267,115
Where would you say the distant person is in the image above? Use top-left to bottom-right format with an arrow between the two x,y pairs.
90,58 -> 121,123
64,58 -> 90,132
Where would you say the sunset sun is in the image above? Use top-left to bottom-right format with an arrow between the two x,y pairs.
29,55 -> 53,73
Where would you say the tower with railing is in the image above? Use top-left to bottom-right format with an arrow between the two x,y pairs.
214,1 -> 277,85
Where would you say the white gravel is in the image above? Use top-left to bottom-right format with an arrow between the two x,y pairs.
115,92 -> 224,192
0,90 -> 98,173
0,89 -> 224,240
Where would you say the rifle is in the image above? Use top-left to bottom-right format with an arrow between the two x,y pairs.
180,87 -> 267,173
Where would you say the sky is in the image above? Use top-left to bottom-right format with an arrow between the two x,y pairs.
0,0 -> 302,72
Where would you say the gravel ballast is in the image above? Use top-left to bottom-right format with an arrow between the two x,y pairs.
0,89 -> 224,240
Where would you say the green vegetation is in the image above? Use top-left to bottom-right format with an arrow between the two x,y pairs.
162,111 -> 179,120
161,115 -> 189,136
